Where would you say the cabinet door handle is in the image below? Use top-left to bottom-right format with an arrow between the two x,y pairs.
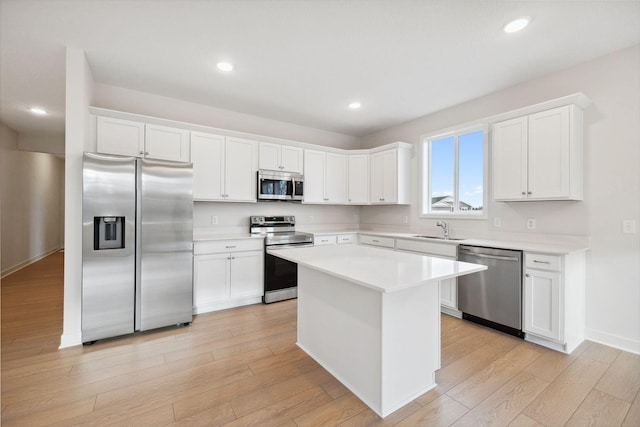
372,239 -> 380,243
521,191 -> 526,196
525,273 -> 530,277
139,150 -> 144,155
527,191 -> 532,195
533,260 -> 550,264
225,245 -> 236,249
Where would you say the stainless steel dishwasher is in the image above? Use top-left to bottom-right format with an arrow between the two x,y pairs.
457,245 -> 524,338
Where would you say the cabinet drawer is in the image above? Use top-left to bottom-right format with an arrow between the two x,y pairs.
395,239 -> 457,257
525,253 -> 561,271
194,238 -> 264,255
315,235 -> 337,246
337,234 -> 356,244
359,234 -> 395,249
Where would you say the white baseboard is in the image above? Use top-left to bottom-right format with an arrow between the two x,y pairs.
1,246 -> 63,278
59,331 -> 82,349
585,328 -> 640,355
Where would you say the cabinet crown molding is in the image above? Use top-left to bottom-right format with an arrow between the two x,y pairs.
487,92 -> 592,125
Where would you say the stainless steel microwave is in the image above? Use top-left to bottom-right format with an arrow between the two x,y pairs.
257,170 -> 304,201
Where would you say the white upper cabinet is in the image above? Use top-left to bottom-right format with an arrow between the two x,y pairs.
97,116 -> 144,157
191,132 -> 225,200
303,149 -> 347,204
259,142 -> 303,173
492,105 -> 583,201
348,154 -> 369,204
370,145 -> 411,204
191,132 -> 257,202
97,116 -> 190,162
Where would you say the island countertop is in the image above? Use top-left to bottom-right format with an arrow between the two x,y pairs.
268,243 -> 486,293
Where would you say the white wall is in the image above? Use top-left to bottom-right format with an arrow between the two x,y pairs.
60,48 -> 96,348
195,202 -> 360,236
0,122 -> 64,276
360,45 -> 640,353
93,83 -> 361,150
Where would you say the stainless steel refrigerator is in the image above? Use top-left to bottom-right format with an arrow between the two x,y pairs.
82,152 -> 193,343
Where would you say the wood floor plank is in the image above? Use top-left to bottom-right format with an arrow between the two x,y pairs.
595,351 -> 640,402
565,389 -> 631,427
434,332 -> 522,392
104,403 -> 176,427
229,366 -> 334,417
171,356 -> 319,420
450,372 -> 549,427
0,396 -> 96,427
581,341 -> 622,365
622,390 -> 640,427
523,338 -> 591,382
395,394 -> 468,426
223,386 -> 333,427
447,342 -> 544,408
507,413 -> 545,426
166,402 -> 237,427
523,356 -> 609,426
338,401 -> 422,426
293,393 -> 369,426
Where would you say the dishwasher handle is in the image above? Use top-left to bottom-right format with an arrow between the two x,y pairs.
458,249 -> 520,262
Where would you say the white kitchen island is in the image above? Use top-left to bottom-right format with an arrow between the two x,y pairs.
267,244 -> 486,418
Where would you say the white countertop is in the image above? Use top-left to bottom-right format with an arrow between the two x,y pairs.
302,229 -> 589,254
194,228 -> 589,254
267,244 -> 486,293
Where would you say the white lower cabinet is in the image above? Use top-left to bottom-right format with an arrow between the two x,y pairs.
523,251 -> 585,353
313,233 -> 356,246
395,238 -> 459,315
314,235 -> 337,246
193,239 -> 264,314
358,234 -> 395,249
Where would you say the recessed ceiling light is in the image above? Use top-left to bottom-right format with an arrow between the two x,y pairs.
503,16 -> 530,33
216,62 -> 234,72
29,107 -> 47,115
348,102 -> 362,110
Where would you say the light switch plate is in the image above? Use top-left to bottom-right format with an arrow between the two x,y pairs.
526,218 -> 536,230
493,217 -> 502,228
622,219 -> 637,234
210,216 -> 218,225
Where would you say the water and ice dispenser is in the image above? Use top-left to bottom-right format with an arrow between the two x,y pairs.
93,216 -> 125,250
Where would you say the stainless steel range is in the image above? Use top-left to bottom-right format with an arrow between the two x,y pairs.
250,216 -> 314,303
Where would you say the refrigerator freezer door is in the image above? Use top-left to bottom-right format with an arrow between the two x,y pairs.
82,153 -> 136,342
137,158 -> 193,331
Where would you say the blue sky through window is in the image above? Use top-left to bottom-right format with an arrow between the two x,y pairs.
429,130 -> 483,212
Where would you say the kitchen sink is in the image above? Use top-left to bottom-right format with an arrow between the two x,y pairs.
413,235 -> 466,241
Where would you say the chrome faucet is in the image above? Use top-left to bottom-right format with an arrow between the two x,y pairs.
436,220 -> 449,239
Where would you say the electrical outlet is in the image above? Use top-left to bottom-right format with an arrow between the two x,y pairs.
526,218 -> 536,230
210,216 -> 218,225
622,219 -> 637,234
493,217 -> 502,228
309,215 -> 314,223
402,216 -> 408,224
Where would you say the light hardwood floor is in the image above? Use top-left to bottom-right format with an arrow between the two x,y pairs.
2,252 -> 639,426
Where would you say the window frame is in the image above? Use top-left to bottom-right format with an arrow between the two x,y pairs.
420,123 -> 489,219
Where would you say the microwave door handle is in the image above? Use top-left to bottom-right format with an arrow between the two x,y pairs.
291,177 -> 296,199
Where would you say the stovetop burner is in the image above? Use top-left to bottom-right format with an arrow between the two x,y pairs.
250,216 -> 314,247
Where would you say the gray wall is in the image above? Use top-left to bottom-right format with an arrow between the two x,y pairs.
0,122 -> 64,276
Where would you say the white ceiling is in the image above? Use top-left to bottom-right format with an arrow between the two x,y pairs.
1,0 -> 639,142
